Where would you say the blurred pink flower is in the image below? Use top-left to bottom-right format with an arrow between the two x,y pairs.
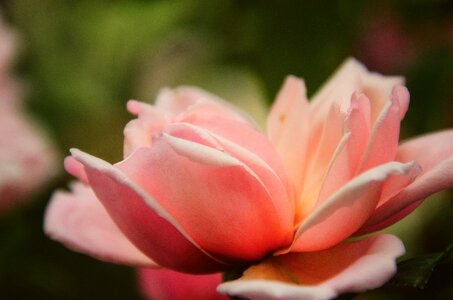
45,58 -> 453,299
0,18 -> 57,214
357,13 -> 416,73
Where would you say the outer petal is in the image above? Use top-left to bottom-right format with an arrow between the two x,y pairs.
289,161 -> 418,252
44,181 -> 154,266
218,234 -> 404,300
138,268 -> 227,300
116,131 -> 292,263
71,149 -> 228,274
267,76 -> 311,189
358,129 -> 453,234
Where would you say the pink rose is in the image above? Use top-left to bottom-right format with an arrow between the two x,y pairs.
45,58 -> 453,299
0,18 -> 57,214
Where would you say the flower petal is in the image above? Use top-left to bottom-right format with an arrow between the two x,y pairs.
179,114 -> 283,178
342,92 -> 372,173
138,268 -> 227,300
218,234 -> 404,300
358,129 -> 453,234
71,149 -> 228,274
315,92 -> 372,208
166,123 -> 294,226
123,100 -> 167,157
289,161 -> 418,252
44,181 -> 154,266
156,86 -> 256,125
358,85 -> 409,172
267,76 -> 311,189
64,156 -> 88,184
123,86 -> 257,158
310,58 -> 403,124
296,104 -> 345,221
155,86 -> 223,114
117,131 -> 292,263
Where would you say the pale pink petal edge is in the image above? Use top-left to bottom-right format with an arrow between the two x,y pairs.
218,234 -> 404,300
44,181 -> 156,266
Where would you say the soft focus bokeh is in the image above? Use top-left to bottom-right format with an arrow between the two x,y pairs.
0,0 -> 452,299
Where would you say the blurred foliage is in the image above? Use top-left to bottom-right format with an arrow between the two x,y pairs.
0,0 -> 452,299
389,242 -> 453,289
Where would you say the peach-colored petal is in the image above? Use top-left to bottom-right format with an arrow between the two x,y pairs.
71,149 -> 228,273
363,71 -> 408,123
267,76 -> 310,189
272,59 -> 404,221
358,85 -> 409,172
377,161 -> 422,208
315,92 -> 372,208
218,234 -> 404,300
138,268 -> 228,300
296,104 -> 345,221
288,161 -> 418,252
116,131 -> 292,263
358,130 -> 453,234
310,58 -> 403,124
310,59 -> 364,120
44,181 -> 154,266
342,91 -> 372,173
267,76 -> 309,147
397,129 -> 453,172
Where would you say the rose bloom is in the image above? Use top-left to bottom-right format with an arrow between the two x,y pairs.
0,18 -> 57,214
45,59 -> 453,299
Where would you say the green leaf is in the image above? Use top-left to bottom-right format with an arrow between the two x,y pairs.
389,242 -> 453,289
